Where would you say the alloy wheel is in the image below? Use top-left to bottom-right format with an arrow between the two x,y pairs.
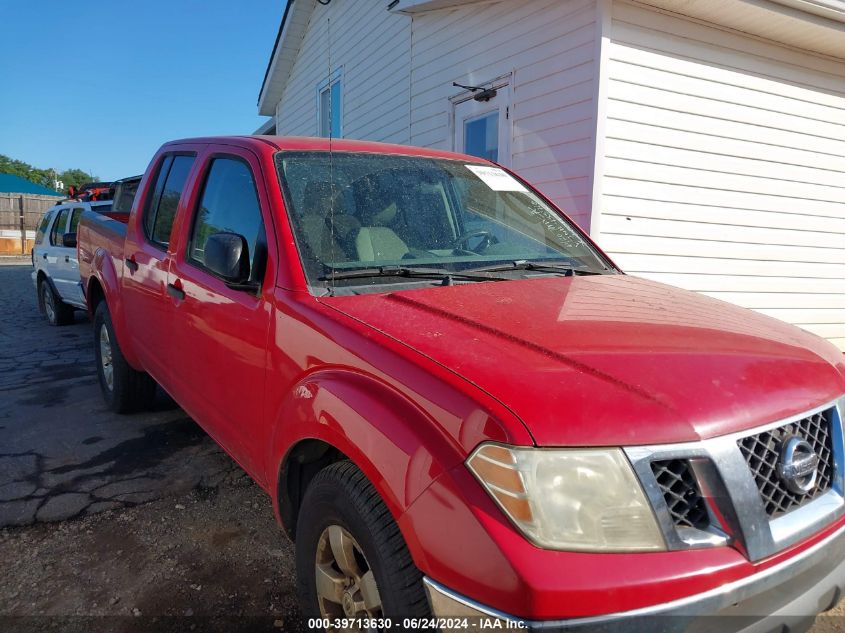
42,285 -> 55,324
315,524 -> 383,627
99,324 -> 114,391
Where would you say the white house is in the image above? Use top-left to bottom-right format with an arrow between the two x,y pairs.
257,0 -> 845,351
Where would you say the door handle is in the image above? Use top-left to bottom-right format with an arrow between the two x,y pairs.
42,253 -> 47,260
167,281 -> 186,301
124,256 -> 138,272
65,256 -> 70,263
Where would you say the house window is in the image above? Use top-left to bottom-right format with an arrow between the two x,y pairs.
317,70 -> 342,138
464,112 -> 499,162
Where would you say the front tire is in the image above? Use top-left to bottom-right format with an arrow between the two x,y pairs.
93,301 -> 156,413
296,461 -> 430,629
39,280 -> 74,326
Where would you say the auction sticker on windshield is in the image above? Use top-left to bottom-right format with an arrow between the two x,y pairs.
466,165 -> 527,192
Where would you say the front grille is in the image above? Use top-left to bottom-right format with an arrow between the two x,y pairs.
737,408 -> 835,517
651,459 -> 709,530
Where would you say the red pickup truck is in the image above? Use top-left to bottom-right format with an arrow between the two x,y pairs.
78,136 -> 845,631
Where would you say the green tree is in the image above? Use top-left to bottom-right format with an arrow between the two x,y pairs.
59,168 -> 98,190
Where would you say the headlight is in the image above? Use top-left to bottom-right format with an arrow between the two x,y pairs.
467,443 -> 665,552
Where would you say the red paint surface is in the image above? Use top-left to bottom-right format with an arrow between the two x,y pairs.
78,136 -> 845,619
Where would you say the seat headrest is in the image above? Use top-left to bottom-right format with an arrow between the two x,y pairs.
302,181 -> 342,217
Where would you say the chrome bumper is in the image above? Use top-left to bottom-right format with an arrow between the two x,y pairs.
424,523 -> 845,632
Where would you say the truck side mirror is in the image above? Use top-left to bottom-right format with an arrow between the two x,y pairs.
204,232 -> 251,285
62,232 -> 77,248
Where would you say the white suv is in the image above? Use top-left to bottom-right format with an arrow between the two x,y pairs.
31,200 -> 112,325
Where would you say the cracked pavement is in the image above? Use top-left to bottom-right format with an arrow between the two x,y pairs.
0,263 -> 238,527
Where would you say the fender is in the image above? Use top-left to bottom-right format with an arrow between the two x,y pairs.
88,247 -> 143,369
267,368 -> 478,540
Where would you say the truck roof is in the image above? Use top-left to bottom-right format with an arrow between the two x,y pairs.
162,135 -> 491,164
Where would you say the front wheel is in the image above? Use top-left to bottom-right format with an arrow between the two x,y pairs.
296,461 -> 430,629
93,301 -> 156,413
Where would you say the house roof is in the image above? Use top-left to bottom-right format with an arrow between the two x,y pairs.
0,174 -> 62,197
258,0 -> 317,116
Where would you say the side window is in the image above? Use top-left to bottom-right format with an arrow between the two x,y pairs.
143,156 -> 172,239
35,211 -> 54,245
189,158 -> 264,276
69,208 -> 84,234
142,154 -> 195,248
50,208 -> 70,246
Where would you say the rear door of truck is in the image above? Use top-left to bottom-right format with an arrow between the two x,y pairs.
121,148 -> 199,380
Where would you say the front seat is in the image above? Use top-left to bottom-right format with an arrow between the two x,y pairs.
356,201 -> 410,262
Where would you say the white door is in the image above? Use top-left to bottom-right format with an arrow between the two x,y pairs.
47,206 -> 82,305
42,206 -> 69,279
62,207 -> 85,307
454,84 -> 511,166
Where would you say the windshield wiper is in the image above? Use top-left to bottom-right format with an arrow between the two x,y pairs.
319,265 -> 511,283
463,260 -> 605,276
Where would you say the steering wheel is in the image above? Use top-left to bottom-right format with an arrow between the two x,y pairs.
452,230 -> 498,253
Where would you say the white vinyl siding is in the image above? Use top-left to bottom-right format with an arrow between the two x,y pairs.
275,0 -> 412,144
409,0 -> 598,230
596,1 -> 845,350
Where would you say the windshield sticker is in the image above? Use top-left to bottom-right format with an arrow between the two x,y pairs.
466,165 -> 527,192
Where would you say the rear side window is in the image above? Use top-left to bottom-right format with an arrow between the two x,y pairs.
35,211 -> 54,245
50,208 -> 70,246
143,154 -> 195,248
69,208 -> 84,233
188,158 -> 264,275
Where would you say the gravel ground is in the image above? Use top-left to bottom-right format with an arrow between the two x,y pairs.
0,474 -> 304,632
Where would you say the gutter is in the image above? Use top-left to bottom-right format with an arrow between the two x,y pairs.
768,0 -> 845,22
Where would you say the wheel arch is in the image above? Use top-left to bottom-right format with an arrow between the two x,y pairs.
85,251 -> 141,368
269,369 -> 466,546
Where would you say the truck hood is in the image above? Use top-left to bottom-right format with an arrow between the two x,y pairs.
320,275 -> 845,447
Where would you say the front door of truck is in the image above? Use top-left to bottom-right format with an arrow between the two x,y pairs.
166,148 -> 274,479
122,151 -> 197,380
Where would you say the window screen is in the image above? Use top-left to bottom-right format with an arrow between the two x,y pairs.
319,79 -> 342,138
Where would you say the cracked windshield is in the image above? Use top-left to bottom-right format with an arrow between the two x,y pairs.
276,152 -> 610,293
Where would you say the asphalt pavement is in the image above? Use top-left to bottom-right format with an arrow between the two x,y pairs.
0,263 -> 236,527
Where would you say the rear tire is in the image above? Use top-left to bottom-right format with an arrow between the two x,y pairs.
39,279 -> 74,326
296,461 -> 430,629
93,301 -> 156,413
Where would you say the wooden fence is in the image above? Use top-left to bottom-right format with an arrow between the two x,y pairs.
0,193 -> 62,255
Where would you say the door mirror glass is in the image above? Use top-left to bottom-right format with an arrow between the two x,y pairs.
62,232 -> 77,248
204,232 -> 250,284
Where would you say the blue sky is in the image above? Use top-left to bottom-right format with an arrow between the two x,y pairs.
0,1 -> 284,181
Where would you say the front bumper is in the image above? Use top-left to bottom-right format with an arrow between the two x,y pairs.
424,522 -> 845,632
